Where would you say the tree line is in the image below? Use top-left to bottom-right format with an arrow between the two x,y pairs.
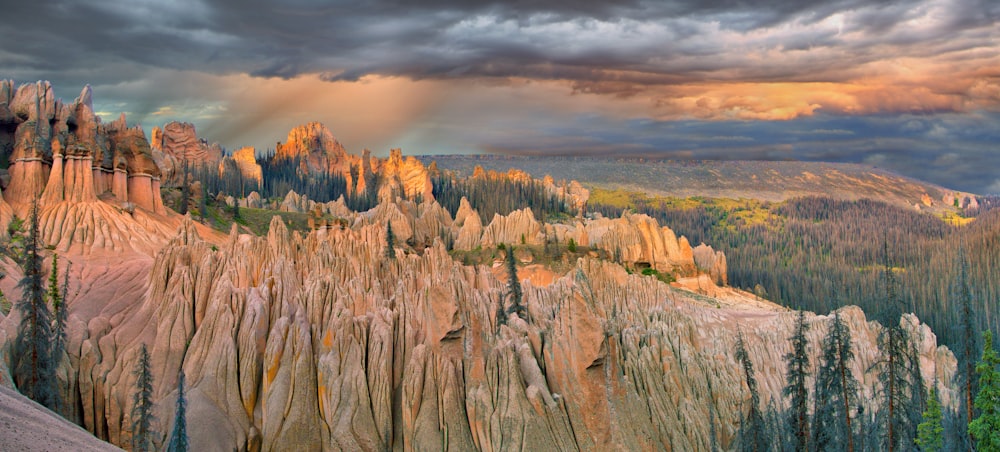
591,196 -> 1000,353
433,174 -> 576,222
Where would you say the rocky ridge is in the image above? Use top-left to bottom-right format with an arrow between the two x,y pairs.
0,209 -> 956,451
0,80 -> 165,215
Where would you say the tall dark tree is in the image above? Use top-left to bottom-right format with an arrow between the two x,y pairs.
783,310 -> 811,451
970,331 -> 1000,451
131,344 -> 156,452
49,254 -> 68,409
179,156 -> 190,215
955,246 -> 979,446
168,370 -> 189,452
876,238 -> 917,452
12,198 -> 59,409
735,331 -> 768,452
813,311 -> 859,452
505,245 -> 526,321
385,221 -> 396,260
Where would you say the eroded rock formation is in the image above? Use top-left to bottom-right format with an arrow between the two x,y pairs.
0,80 -> 165,214
0,213 -> 957,451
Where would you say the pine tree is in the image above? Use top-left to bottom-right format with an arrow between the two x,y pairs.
813,311 -> 859,452
385,221 -> 396,260
49,254 -> 68,411
970,331 -> 1000,451
955,246 -> 979,446
131,344 -> 156,452
736,331 -> 768,452
783,310 -> 811,451
915,385 -> 944,452
505,245 -> 525,321
168,370 -> 189,452
877,238 -> 917,452
179,157 -> 190,215
12,198 -> 59,409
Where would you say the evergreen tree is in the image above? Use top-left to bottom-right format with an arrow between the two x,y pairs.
168,370 -> 189,452
179,157 -> 190,215
970,331 -> 1000,451
877,238 -> 917,452
49,254 -> 68,409
735,331 -> 768,452
915,385 -> 944,452
955,246 -> 979,447
505,245 -> 526,321
385,221 -> 396,260
783,310 -> 811,451
813,311 -> 859,452
131,344 -> 156,452
12,198 -> 59,409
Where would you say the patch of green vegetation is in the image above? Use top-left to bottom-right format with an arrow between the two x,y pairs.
640,267 -> 676,285
239,208 -> 310,235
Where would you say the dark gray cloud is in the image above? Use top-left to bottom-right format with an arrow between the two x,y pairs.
2,0 -> 999,193
4,0 -> 997,86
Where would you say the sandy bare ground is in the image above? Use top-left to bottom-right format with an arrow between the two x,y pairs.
0,386 -> 122,451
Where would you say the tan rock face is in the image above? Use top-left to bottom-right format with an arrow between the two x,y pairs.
274,122 -> 348,174
0,81 -> 165,214
374,148 -> 433,202
2,214 -> 957,452
693,243 -> 728,285
225,146 -> 263,184
150,121 -> 223,185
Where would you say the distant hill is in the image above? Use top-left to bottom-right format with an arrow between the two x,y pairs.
420,156 -> 973,212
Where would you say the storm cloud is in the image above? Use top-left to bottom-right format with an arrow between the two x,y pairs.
2,0 -> 998,192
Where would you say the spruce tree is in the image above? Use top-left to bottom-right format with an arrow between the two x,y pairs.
783,310 -> 811,451
385,221 -> 396,260
915,385 -> 944,452
813,311 -> 859,452
505,245 -> 525,321
955,246 -> 979,446
876,238 -> 917,452
49,254 -> 68,410
168,370 -> 189,452
12,198 -> 59,409
179,157 -> 190,215
131,344 -> 156,452
735,331 -> 768,452
970,331 -> 1000,451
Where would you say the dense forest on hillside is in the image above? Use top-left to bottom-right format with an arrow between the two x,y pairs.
432,175 -> 576,221
591,195 -> 1000,350
192,154 -> 379,211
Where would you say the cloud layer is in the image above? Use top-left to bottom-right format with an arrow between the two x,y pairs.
2,0 -> 998,192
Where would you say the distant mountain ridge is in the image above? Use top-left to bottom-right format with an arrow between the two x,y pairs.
421,155 -> 977,212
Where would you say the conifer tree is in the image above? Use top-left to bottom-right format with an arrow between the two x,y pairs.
179,157 -> 190,215
783,310 -> 811,451
131,344 -> 156,452
12,198 -> 59,409
385,221 -> 396,260
877,238 -> 917,452
168,370 -> 188,452
49,254 -> 68,410
505,245 -> 525,320
970,331 -> 1000,451
955,246 -> 979,445
813,311 -> 859,452
735,331 -> 767,452
915,385 -> 944,452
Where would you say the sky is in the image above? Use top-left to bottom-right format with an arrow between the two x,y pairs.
2,0 -> 999,193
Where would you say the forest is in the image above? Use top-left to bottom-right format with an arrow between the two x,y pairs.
591,195 -> 1000,354
432,174 -> 576,221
